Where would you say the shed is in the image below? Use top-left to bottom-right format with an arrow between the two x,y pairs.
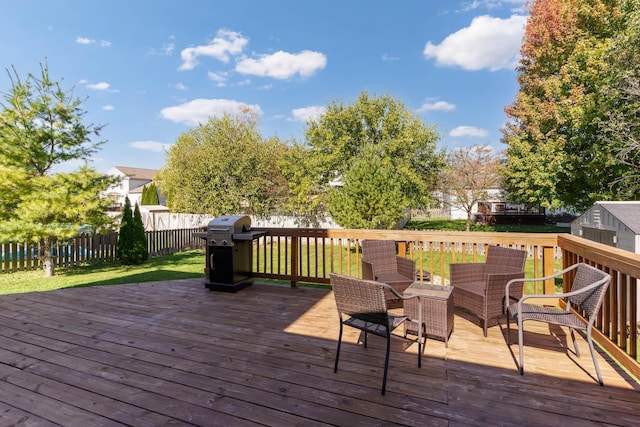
571,201 -> 640,254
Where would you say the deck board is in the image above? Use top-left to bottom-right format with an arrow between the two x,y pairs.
0,279 -> 638,426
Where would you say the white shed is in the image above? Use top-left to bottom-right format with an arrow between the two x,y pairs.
571,201 -> 640,254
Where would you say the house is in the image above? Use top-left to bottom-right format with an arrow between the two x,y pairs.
104,166 -> 165,211
571,201 -> 640,254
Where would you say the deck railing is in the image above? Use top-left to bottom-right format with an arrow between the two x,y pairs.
252,228 -> 640,379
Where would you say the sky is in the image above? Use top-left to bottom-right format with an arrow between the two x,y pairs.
0,0 -> 529,174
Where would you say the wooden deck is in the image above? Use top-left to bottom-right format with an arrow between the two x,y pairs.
0,279 -> 638,426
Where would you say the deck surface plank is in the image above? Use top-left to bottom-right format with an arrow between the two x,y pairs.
0,278 -> 638,426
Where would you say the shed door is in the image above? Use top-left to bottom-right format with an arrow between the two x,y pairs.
582,227 -> 617,247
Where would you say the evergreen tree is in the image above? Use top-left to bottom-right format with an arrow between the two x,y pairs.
116,197 -> 135,264
132,203 -> 148,263
117,198 -> 148,265
147,182 -> 160,205
141,184 -> 149,205
0,61 -> 116,276
327,146 -> 406,229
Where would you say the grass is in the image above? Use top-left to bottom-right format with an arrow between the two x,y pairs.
406,219 -> 570,233
0,250 -> 206,295
0,220 -> 569,296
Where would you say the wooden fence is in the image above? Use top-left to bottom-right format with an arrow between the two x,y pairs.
0,228 -> 206,274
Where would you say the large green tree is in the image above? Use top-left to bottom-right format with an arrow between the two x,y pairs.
300,91 -> 444,228
501,0 -> 627,211
598,0 -> 640,198
0,62 -> 116,276
156,111 -> 289,216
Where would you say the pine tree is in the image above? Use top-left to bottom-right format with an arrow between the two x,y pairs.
132,203 -> 148,263
147,182 -> 160,205
117,198 -> 148,264
116,197 -> 135,264
141,184 -> 149,205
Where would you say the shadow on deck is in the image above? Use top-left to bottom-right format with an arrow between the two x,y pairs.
0,278 -> 637,426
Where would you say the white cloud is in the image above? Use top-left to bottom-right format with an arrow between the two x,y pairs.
160,98 -> 263,126
86,82 -> 111,91
291,106 -> 326,122
450,125 -> 489,137
102,105 -> 114,111
76,36 -> 111,47
172,82 -> 188,91
148,42 -> 174,56
130,140 -> 172,153
236,50 -> 327,79
417,100 -> 456,113
76,37 -> 94,45
179,29 -> 248,70
382,53 -> 399,61
423,14 -> 527,71
207,71 -> 228,86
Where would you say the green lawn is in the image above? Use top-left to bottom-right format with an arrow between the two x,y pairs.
406,219 -> 570,233
0,250 -> 206,295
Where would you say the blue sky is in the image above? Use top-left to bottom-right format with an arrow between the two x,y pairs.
0,0 -> 528,173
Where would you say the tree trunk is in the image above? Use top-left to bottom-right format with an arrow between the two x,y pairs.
41,239 -> 56,277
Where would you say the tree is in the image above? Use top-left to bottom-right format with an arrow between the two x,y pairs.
598,0 -> 640,199
327,145 -> 407,228
116,197 -> 147,265
155,111 -> 289,216
140,182 -> 160,205
302,91 -> 444,228
501,0 -> 627,211
442,145 -> 502,231
0,61 -> 116,276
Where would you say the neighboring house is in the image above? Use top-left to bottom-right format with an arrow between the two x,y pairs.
105,166 -> 166,211
417,188 -> 545,224
571,201 -> 640,254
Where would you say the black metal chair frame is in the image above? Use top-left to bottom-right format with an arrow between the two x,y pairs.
331,273 -> 424,395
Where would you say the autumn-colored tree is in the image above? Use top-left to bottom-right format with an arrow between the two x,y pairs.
502,0 -> 627,210
442,145 -> 502,231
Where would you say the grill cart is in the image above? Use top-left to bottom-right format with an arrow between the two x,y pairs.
194,215 -> 267,292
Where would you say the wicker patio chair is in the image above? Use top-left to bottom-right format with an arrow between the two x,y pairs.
450,245 -> 527,337
505,263 -> 611,385
361,240 -> 416,306
330,273 -> 423,395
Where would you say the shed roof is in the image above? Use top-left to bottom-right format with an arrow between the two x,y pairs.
593,201 -> 640,234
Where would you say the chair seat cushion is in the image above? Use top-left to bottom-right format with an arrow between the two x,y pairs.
453,281 -> 486,297
508,303 -> 586,330
375,272 -> 412,285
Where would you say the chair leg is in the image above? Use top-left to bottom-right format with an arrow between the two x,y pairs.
483,319 -> 488,337
506,309 -> 511,344
381,332 -> 391,395
586,327 -> 604,386
569,328 -> 581,357
518,317 -> 525,375
334,322 -> 343,373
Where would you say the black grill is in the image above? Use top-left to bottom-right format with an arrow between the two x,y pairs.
194,215 -> 267,292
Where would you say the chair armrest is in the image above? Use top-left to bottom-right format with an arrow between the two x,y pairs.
396,256 -> 416,280
450,263 -> 485,284
362,260 -> 375,281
